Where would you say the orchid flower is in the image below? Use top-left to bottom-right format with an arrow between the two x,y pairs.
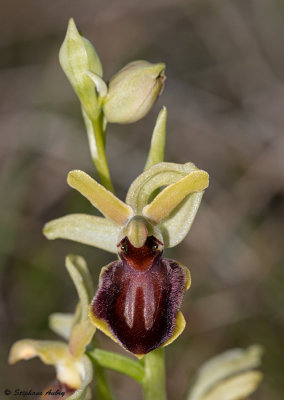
44,161 -> 209,357
8,255 -> 95,399
9,340 -> 92,400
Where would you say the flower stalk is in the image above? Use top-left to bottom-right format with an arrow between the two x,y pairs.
82,109 -> 114,193
142,348 -> 167,400
92,359 -> 113,400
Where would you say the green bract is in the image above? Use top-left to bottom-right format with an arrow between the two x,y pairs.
144,106 -> 167,170
59,18 -> 104,120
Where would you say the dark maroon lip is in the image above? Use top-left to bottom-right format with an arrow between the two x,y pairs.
91,257 -> 187,355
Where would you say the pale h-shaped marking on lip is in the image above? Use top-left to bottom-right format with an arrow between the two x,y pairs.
124,274 -> 156,331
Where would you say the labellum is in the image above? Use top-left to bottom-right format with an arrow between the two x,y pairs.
90,218 -> 189,356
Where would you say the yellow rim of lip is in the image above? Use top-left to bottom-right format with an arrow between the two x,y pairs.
88,305 -> 186,359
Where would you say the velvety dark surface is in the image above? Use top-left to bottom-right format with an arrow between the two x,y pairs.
92,238 -> 186,354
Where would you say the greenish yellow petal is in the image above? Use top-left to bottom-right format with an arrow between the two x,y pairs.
126,162 -> 198,214
43,213 -> 119,253
126,162 -> 208,248
187,345 -> 263,400
68,170 -> 133,226
144,107 -> 167,171
143,170 -> 209,224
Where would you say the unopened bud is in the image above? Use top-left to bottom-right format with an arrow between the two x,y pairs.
59,18 -> 103,119
103,60 -> 166,124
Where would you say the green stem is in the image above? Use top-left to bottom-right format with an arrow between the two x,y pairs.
88,340 -> 114,400
91,356 -> 114,400
92,118 -> 114,193
82,108 -> 114,193
142,348 -> 167,400
88,349 -> 145,384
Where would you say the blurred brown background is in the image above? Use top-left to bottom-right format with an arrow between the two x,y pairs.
0,0 -> 284,399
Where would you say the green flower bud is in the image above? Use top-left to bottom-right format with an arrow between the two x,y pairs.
59,18 -> 104,119
103,60 -> 166,124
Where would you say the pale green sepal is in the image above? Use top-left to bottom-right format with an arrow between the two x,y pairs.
67,170 -> 133,226
59,18 -> 102,119
43,213 -> 119,253
144,107 -> 167,171
49,313 -> 74,340
159,191 -> 203,248
65,255 -> 96,357
143,170 -> 209,224
126,162 -> 199,214
8,340 -> 87,389
82,37 -> 103,77
187,345 -> 263,400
